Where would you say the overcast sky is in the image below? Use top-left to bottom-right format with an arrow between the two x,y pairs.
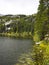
0,0 -> 39,15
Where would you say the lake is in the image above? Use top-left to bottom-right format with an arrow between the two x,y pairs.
0,37 -> 32,65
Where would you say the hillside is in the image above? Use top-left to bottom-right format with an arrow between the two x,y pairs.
0,14 -> 36,39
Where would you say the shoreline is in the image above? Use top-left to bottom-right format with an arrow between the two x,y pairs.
0,32 -> 33,39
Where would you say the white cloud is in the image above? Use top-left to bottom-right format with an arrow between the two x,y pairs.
0,0 -> 39,15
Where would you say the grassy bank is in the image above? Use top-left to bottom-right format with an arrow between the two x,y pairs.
15,40 -> 49,65
0,32 -> 33,39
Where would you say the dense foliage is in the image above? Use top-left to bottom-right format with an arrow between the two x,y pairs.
0,15 -> 35,38
34,0 -> 49,42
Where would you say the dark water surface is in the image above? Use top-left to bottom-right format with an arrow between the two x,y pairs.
0,37 -> 32,65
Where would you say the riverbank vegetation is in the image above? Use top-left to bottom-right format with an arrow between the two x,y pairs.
0,32 -> 33,39
15,40 -> 49,65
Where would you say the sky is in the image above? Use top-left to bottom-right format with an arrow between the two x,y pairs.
0,0 -> 39,15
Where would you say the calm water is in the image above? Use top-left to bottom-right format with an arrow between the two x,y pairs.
0,37 -> 32,65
